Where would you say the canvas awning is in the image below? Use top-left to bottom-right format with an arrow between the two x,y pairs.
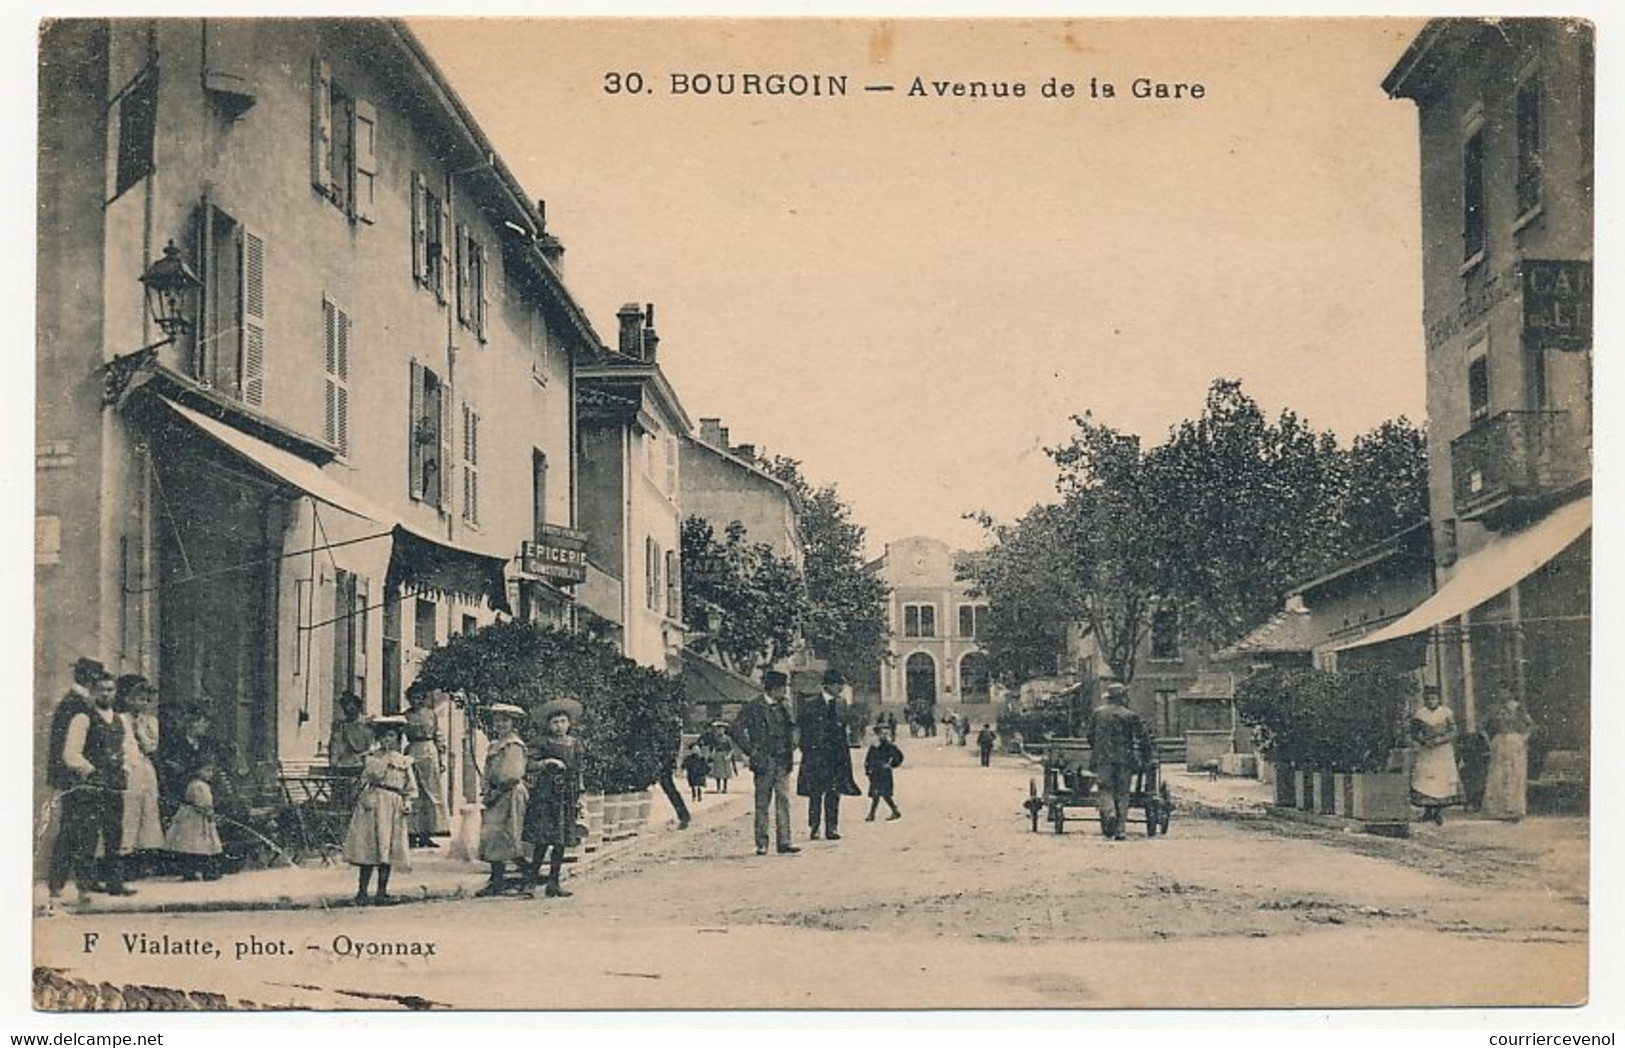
1334,496 -> 1590,651
161,396 -> 511,612
675,649 -> 763,706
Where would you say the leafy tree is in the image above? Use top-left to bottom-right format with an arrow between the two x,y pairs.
1341,417 -> 1429,552
763,457 -> 891,688
679,516 -> 807,676
414,621 -> 686,792
961,504 -> 1086,685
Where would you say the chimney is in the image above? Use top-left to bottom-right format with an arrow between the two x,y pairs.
641,302 -> 660,363
616,303 -> 644,359
718,425 -> 731,448
733,443 -> 757,460
699,418 -> 725,446
535,199 -> 565,268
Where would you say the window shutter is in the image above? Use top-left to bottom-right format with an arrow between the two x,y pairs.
310,57 -> 332,195
454,223 -> 467,326
411,172 -> 426,284
323,298 -> 337,445
462,403 -> 480,526
436,197 -> 452,304
475,240 -> 490,341
352,98 -> 377,223
240,228 -> 266,407
409,359 -> 424,500
439,379 -> 454,513
336,307 -> 351,455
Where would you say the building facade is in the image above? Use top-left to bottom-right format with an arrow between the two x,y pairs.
1368,20 -> 1592,773
873,537 -> 991,715
682,419 -> 804,570
36,19 -> 604,810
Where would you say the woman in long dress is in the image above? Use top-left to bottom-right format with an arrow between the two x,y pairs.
404,685 -> 449,848
114,675 -> 166,860
341,717 -> 418,905
1483,696 -> 1536,821
1407,689 -> 1462,825
476,704 -> 529,897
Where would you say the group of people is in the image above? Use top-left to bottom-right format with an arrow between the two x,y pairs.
1407,688 -> 1540,823
45,657 -> 229,908
681,724 -> 740,801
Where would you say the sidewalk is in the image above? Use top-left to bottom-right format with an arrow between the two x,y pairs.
34,787 -> 750,917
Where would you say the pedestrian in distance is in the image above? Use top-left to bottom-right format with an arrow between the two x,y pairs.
683,744 -> 710,802
164,759 -> 223,881
341,716 -> 419,906
476,704 -> 529,897
1086,682 -> 1153,841
797,669 -> 861,841
863,725 -> 904,821
1408,687 -> 1462,825
733,670 -> 800,856
46,659 -> 132,905
521,697 -> 587,899
977,723 -> 997,768
709,724 -> 737,795
404,683 -> 449,849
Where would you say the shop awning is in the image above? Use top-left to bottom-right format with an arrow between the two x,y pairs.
1334,496 -> 1590,652
675,649 -> 763,706
162,397 -> 510,612
160,398 -> 392,521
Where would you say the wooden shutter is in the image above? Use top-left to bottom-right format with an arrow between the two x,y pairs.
352,98 -> 377,223
411,172 -> 426,284
240,228 -> 266,407
310,57 -> 332,194
436,197 -> 452,304
475,240 -> 490,341
438,377 -> 454,512
354,574 -> 371,699
453,223 -> 468,326
409,359 -> 424,500
323,298 -> 350,456
461,403 -> 480,525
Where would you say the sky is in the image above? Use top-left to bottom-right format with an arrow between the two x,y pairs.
415,19 -> 1426,555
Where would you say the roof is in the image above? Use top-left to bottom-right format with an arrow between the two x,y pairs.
576,362 -> 693,433
684,435 -> 800,502
1213,607 -> 1320,662
1288,520 -> 1432,600
1183,672 -> 1236,701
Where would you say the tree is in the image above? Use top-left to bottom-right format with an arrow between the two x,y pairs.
763,457 -> 891,688
679,516 -> 807,676
1340,417 -> 1429,552
961,504 -> 1087,685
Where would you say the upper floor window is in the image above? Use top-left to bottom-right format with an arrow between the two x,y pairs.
1462,125 -> 1487,264
461,402 -> 482,527
411,173 -> 449,302
193,201 -> 266,408
645,537 -> 663,611
322,297 -> 351,457
665,549 -> 681,620
414,597 -> 437,650
455,225 -> 489,341
1515,77 -> 1544,219
1467,336 -> 1490,424
1150,607 -> 1181,661
409,360 -> 450,509
111,65 -> 158,199
311,58 -> 376,223
958,603 -> 989,639
903,603 -> 937,639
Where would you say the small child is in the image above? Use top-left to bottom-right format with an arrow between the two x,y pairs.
682,745 -> 710,802
864,726 -> 905,822
710,727 -> 736,795
341,717 -> 417,906
165,761 -> 223,881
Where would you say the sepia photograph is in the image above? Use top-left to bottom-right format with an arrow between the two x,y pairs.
24,11 -> 1604,1016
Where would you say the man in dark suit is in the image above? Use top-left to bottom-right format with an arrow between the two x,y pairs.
1087,682 -> 1152,841
796,669 -> 861,841
732,670 -> 799,856
47,658 -> 131,902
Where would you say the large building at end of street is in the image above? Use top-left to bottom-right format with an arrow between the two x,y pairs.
872,537 -> 992,717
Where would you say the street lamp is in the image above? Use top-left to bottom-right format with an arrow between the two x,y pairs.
103,240 -> 202,406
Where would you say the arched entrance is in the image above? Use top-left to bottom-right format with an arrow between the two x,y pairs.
905,652 -> 937,707
959,651 -> 991,703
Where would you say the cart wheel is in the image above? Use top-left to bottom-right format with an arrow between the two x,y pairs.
1051,804 -> 1066,834
1145,805 -> 1159,837
1029,777 -> 1039,797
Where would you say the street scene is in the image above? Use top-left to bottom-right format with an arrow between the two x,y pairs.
30,17 -> 1594,1015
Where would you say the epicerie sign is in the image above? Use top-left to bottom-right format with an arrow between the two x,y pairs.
519,525 -> 589,583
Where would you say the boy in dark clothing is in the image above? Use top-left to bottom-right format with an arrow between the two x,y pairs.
977,724 -> 997,767
682,745 -> 710,802
863,726 -> 904,821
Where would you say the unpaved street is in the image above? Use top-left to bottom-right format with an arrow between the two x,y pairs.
35,744 -> 1587,1010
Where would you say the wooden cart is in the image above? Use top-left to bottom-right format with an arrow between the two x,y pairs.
1022,738 -> 1173,836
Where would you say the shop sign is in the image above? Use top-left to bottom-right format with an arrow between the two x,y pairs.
1523,260 -> 1592,351
519,524 -> 588,584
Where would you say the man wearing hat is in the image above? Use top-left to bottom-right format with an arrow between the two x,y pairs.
476,703 -> 530,896
46,657 -> 131,902
733,670 -> 799,856
522,696 -> 586,898
796,669 -> 861,841
1087,682 -> 1153,841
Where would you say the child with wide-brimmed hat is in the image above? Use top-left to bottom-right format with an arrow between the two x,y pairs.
341,716 -> 418,905
522,697 -> 586,898
476,703 -> 529,896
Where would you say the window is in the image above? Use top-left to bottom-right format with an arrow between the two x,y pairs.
646,538 -> 662,611
1154,689 -> 1180,737
411,173 -> 449,301
958,603 -> 989,638
408,361 -> 451,508
193,202 -> 266,407
414,597 -> 437,650
322,298 -> 351,457
664,436 -> 679,495
665,549 -> 681,619
903,603 -> 937,639
461,402 -> 481,526
1151,608 -> 1181,660
332,570 -> 369,723
532,450 -> 549,541
310,58 -> 376,222
1462,126 -> 1486,263
112,65 -> 157,199
1515,78 -> 1543,219
1468,342 -> 1490,424
455,225 -> 489,340
381,585 -> 402,714
460,614 -> 477,637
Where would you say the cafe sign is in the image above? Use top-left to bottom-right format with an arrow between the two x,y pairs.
519,524 -> 589,584
1523,260 -> 1592,352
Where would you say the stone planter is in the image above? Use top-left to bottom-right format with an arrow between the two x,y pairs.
1348,771 -> 1410,822
581,792 -> 604,854
1316,771 -> 1338,815
1257,758 -> 1276,786
603,794 -> 629,841
1273,764 -> 1296,807
1296,769 -> 1317,812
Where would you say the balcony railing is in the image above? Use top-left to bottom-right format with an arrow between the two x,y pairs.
1451,410 -> 1589,526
